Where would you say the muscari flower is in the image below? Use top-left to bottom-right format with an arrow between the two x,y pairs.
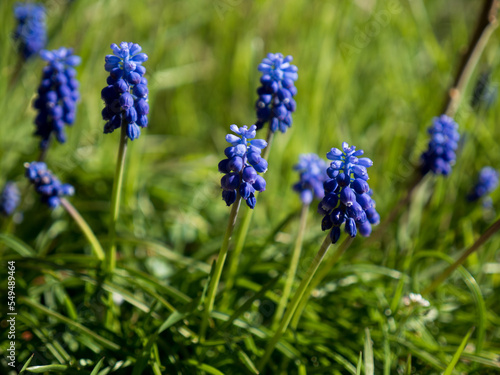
13,3 -> 46,60
25,162 -> 74,208
319,142 -> 380,244
0,182 -> 20,217
33,47 -> 81,150
293,154 -> 328,205
101,42 -> 149,141
218,125 -> 268,209
467,166 -> 499,202
255,53 -> 298,133
420,115 -> 460,176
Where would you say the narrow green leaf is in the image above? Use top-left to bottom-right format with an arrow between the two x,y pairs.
0,233 -> 36,256
90,358 -> 105,375
19,354 -> 35,375
356,352 -> 362,375
443,327 -> 475,375
405,354 -> 412,375
298,363 -> 307,375
237,350 -> 259,374
20,297 -> 120,351
158,311 -> 187,333
364,328 -> 374,375
185,359 -> 225,375
26,364 -> 68,373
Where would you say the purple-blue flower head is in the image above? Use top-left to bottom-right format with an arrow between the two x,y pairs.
420,115 -> 460,176
255,53 -> 298,133
467,166 -> 499,202
0,182 -> 20,217
25,162 -> 74,208
33,47 -> 81,150
102,42 -> 149,141
319,143 -> 379,243
219,125 -> 268,209
13,3 -> 46,60
293,154 -> 328,205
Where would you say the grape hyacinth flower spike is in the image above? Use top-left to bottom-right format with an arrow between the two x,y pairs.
13,3 -> 46,60
33,47 -> 81,152
255,53 -> 298,133
420,115 -> 460,176
218,125 -> 268,209
293,154 -> 328,205
102,42 -> 149,277
319,142 -> 380,243
0,182 -> 20,217
24,162 -> 104,260
259,142 -> 379,370
467,166 -> 499,202
102,42 -> 149,141
24,162 -> 74,208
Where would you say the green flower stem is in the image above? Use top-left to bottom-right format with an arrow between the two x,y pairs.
442,0 -> 499,117
272,203 -> 309,328
423,216 -> 500,295
221,128 -> 275,306
60,198 -> 105,261
106,117 -> 128,274
258,232 -> 333,371
200,195 -> 242,341
290,236 -> 353,329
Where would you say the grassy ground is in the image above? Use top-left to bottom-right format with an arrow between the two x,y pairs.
1,0 -> 500,374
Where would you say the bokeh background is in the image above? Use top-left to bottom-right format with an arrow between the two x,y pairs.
1,0 -> 500,373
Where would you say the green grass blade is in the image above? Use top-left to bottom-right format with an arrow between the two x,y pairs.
19,354 -> 35,375
185,359 -> 225,375
364,328 -> 374,375
90,358 -> 105,375
26,364 -> 68,373
356,352 -> 362,375
237,350 -> 259,374
20,297 -> 120,350
0,233 -> 36,256
405,354 -> 411,375
443,327 -> 475,375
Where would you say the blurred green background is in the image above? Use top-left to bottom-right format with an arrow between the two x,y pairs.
1,0 -> 500,373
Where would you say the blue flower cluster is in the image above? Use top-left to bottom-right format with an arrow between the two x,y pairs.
102,42 -> 149,141
13,3 -> 46,60
25,162 -> 74,208
319,142 -> 380,243
255,53 -> 298,133
33,48 -> 81,150
0,182 -> 20,217
420,115 -> 460,176
218,125 -> 268,209
467,166 -> 499,202
292,154 -> 328,205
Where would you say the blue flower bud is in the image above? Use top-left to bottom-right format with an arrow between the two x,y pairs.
352,178 -> 369,194
253,158 -> 268,173
239,182 -> 255,199
322,215 -> 333,231
359,221 -> 372,237
242,166 -> 258,183
228,156 -> 244,172
246,193 -> 257,209
218,159 -> 231,173
127,123 -> 141,140
221,173 -> 240,190
252,175 -> 266,192
323,178 -> 338,193
345,218 -> 357,237
120,93 -> 134,110
336,172 -> 350,187
222,190 -> 237,206
330,226 -> 341,244
321,193 -> 339,211
330,208 -> 345,226
340,187 -> 356,206
356,193 -> 373,210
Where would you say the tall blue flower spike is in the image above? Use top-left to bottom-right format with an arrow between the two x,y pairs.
293,154 -> 328,205
218,125 -> 268,209
467,166 -> 499,202
13,3 -> 46,60
0,182 -> 20,217
319,142 -> 380,243
33,48 -> 81,149
101,42 -> 149,141
420,115 -> 460,176
255,53 -> 298,133
25,162 -> 74,208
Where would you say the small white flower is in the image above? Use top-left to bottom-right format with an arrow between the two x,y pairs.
402,293 -> 430,307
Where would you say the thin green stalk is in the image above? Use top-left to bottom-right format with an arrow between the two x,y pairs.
290,236 -> 353,329
200,195 -> 242,341
60,198 -> 104,261
106,117 -> 128,274
258,232 -> 333,371
423,217 -> 500,295
221,128 -> 275,306
272,203 -> 309,328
